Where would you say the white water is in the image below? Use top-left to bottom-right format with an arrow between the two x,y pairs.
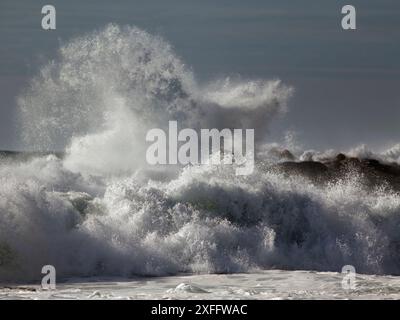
2,271 -> 400,300
2,25 -> 400,293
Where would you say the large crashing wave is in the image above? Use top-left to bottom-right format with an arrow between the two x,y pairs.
1,24 -> 400,281
18,24 -> 291,176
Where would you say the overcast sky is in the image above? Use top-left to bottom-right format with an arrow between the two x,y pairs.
0,0 -> 399,151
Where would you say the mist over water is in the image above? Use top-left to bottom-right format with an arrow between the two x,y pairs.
1,24 -> 400,282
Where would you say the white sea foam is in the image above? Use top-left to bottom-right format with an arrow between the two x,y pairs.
1,24 -> 400,282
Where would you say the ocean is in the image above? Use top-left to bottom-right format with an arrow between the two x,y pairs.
1,24 -> 400,300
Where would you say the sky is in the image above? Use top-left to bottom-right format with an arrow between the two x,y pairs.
0,0 -> 399,151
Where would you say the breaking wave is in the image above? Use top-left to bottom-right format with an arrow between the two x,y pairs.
1,24 -> 400,282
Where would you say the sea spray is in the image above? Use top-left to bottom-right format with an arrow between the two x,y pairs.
18,24 -> 291,176
1,24 -> 400,282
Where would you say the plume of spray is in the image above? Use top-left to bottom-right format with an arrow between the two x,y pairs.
18,24 -> 292,176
